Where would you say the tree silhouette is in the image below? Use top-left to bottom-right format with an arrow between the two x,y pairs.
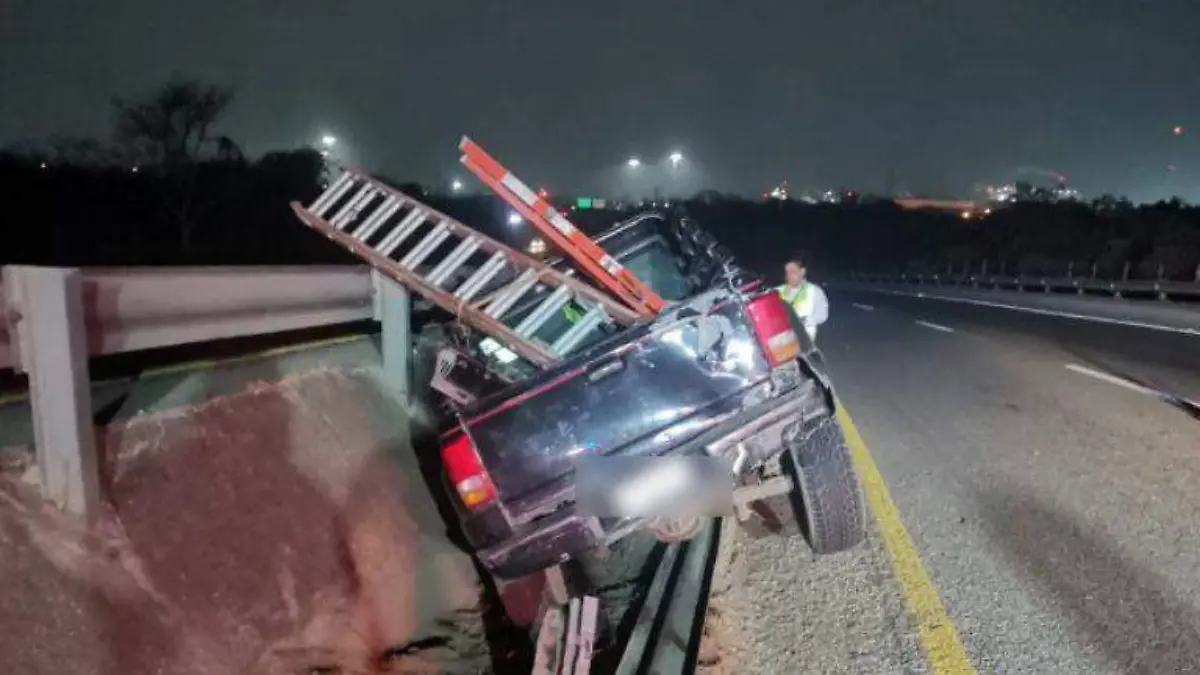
112,78 -> 236,256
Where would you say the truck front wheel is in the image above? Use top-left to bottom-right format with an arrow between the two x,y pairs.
782,417 -> 867,554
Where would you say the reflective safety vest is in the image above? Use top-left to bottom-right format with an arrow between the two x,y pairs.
777,283 -> 813,317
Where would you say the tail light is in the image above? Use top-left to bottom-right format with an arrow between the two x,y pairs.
745,292 -> 801,368
441,432 -> 497,511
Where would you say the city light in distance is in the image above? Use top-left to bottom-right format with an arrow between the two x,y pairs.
508,211 -> 523,225
320,134 -> 337,148
1174,125 -> 1184,136
451,179 -> 463,193
626,157 -> 641,168
669,151 -> 683,166
528,238 -> 547,255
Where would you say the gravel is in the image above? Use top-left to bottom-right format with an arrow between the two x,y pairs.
701,518 -> 928,674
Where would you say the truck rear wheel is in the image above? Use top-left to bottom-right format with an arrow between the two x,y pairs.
782,417 -> 866,554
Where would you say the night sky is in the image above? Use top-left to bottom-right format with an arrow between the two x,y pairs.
2,1 -> 1198,201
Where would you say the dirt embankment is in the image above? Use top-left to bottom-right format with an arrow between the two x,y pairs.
1,368 -> 498,674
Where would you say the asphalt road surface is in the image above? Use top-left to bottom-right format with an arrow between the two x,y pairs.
815,289 -> 1200,673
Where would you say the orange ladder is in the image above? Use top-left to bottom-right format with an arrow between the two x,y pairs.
458,137 -> 667,317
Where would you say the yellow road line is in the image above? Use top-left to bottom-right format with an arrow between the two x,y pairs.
838,404 -> 979,675
0,333 -> 370,407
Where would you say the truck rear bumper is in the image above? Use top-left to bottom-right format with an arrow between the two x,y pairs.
474,377 -> 831,580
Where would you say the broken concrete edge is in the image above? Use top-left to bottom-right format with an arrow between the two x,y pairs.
1,365 -> 507,675
102,366 -> 367,479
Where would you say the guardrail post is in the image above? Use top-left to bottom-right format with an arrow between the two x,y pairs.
1121,261 -> 1131,282
373,271 -> 411,401
1,266 -> 101,519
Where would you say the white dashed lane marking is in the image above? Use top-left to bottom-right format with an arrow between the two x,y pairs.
852,303 -> 875,311
915,320 -> 956,333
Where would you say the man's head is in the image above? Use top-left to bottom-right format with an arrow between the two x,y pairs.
784,258 -> 807,287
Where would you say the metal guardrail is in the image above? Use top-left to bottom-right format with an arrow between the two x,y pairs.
0,265 -> 374,370
0,264 -> 414,519
614,519 -> 721,674
849,272 -> 1200,300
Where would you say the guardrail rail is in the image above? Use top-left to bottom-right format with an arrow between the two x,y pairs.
848,271 -> 1200,301
614,520 -> 721,674
0,264 -> 411,518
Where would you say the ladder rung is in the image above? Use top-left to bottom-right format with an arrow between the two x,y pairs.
353,196 -> 402,242
291,164 -> 649,371
485,269 -> 540,319
515,286 -> 573,337
550,305 -> 608,355
329,184 -> 374,227
310,173 -> 355,217
399,221 -> 451,269
455,251 -> 508,302
331,186 -> 378,229
376,208 -> 427,256
427,237 -> 481,287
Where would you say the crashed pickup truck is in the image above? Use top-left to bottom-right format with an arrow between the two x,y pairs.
429,211 -> 865,580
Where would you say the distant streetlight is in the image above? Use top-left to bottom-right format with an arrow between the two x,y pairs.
507,211 -> 523,225
528,238 -> 547,255
320,134 -> 337,148
451,179 -> 463,193
626,157 -> 642,169
668,151 -> 683,167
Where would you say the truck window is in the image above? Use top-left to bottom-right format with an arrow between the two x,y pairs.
471,229 -> 693,370
618,238 -> 691,301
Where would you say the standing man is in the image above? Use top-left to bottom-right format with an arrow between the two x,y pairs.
777,257 -> 829,341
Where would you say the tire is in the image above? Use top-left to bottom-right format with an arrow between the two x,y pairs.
781,417 -> 867,554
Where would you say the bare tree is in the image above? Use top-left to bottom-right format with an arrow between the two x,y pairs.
112,78 -> 235,255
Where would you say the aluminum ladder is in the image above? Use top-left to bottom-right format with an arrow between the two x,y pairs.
291,168 -> 643,367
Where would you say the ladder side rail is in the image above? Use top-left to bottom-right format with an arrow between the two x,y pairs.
291,203 -> 558,366
300,168 -> 643,325
458,138 -> 667,315
460,154 -> 655,318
